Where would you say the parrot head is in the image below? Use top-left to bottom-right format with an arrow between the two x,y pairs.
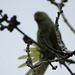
34,11 -> 50,23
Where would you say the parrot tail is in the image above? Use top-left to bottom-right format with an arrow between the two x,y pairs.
26,62 -> 48,75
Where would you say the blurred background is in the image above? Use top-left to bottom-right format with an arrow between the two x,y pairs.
0,0 -> 75,75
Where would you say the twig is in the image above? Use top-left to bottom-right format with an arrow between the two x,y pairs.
54,1 -> 73,53
15,27 -> 44,51
65,59 -> 75,64
48,0 -> 75,34
49,62 -> 57,70
26,40 -> 37,75
33,58 -> 62,68
63,63 -> 75,75
61,13 -> 75,33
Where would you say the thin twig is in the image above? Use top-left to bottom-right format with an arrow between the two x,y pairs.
48,0 -> 75,34
26,41 -> 37,75
63,63 -> 74,75
61,13 -> 75,33
16,27 -> 43,50
54,1 -> 73,53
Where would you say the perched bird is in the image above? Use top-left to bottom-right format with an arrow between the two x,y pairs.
34,11 -> 61,60
33,11 -> 61,75
18,11 -> 73,75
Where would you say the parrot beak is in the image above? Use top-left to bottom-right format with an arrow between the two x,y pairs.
34,16 -> 38,20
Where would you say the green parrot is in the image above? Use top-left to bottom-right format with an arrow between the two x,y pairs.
34,11 -> 61,60
18,11 -> 72,75
33,11 -> 61,74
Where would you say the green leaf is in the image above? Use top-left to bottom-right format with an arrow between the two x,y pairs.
26,69 -> 33,75
30,48 -> 38,52
32,56 -> 39,63
18,63 -> 27,68
18,55 -> 28,59
18,50 -> 40,60
30,52 -> 40,57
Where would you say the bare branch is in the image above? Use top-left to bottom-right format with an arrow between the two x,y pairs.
25,40 -> 37,75
48,0 -> 75,34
